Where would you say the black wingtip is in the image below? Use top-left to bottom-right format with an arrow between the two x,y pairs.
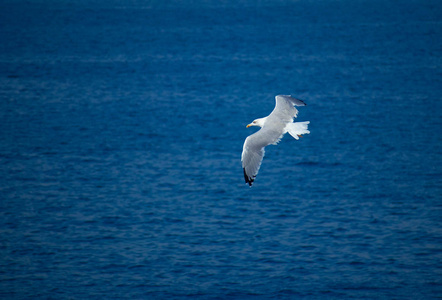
284,95 -> 306,106
297,98 -> 307,106
243,168 -> 255,186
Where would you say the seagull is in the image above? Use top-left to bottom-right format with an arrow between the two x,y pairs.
241,95 -> 310,186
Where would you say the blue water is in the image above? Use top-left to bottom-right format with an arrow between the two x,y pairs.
1,0 -> 441,298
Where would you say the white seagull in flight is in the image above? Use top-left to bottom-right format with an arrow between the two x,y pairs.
241,95 -> 310,186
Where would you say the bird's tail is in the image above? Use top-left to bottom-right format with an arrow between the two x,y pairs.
286,121 -> 310,140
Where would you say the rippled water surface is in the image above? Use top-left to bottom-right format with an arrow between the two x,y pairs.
1,0 -> 441,298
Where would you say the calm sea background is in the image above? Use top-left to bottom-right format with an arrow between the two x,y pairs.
1,0 -> 441,298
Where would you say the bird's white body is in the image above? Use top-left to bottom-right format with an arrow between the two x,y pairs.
241,95 -> 310,186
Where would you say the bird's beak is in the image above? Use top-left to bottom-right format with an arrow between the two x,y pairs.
246,124 -> 252,128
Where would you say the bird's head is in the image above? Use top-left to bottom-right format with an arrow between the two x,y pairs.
246,117 -> 266,128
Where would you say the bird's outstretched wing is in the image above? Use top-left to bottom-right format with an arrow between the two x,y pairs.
241,136 -> 265,186
270,95 -> 306,122
241,121 -> 287,186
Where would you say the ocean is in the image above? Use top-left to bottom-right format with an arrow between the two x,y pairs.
0,0 -> 441,298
